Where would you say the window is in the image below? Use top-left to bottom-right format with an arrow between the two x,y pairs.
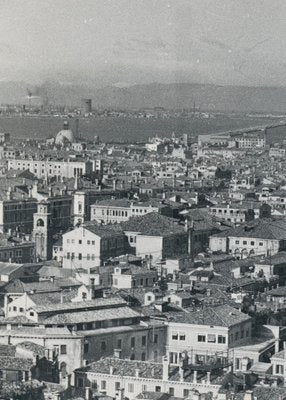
235,332 -> 239,341
87,240 -> 90,245
67,252 -> 70,259
235,240 -> 239,244
77,378 -> 84,388
79,240 -> 82,244
259,242 -> 263,246
101,341 -> 106,351
142,385 -> 147,392
243,241 -> 247,245
30,312 -> 34,316
250,241 -> 255,246
115,382 -> 120,391
155,386 -> 161,393
60,345 -> 67,355
128,383 -> 134,393
19,307 -> 24,313
101,380 -> 106,390
169,388 -> 174,395
84,343 -> 89,353
179,334 -> 186,341
78,253 -> 82,260
130,353 -> 135,360
142,336 -> 146,346
198,335 -> 206,342
154,334 -> 158,344
218,335 -> 226,344
13,306 -> 16,311
183,389 -> 189,397
208,334 -> 216,343
92,241 -> 95,245
141,352 -> 146,361
117,339 -> 122,349
172,333 -> 178,340
131,337 -> 135,348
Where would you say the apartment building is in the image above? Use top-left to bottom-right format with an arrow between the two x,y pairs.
62,223 -> 125,269
112,264 -> 158,289
232,131 -> 266,149
121,213 -> 188,263
209,203 -> 259,224
74,357 -> 222,399
0,190 -> 37,234
209,218 -> 286,258
91,199 -> 170,224
8,158 -> 93,179
166,304 -> 252,366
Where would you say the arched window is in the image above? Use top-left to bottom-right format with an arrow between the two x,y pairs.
37,218 -> 44,227
60,362 -> 67,378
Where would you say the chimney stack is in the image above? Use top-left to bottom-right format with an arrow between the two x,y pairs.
244,391 -> 254,400
85,387 -> 91,400
6,186 -> 12,201
162,355 -> 169,381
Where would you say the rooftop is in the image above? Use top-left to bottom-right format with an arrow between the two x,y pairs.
83,222 -> 124,238
121,213 -> 185,236
31,295 -> 127,314
212,217 -> 286,240
41,306 -> 139,325
167,304 -> 251,327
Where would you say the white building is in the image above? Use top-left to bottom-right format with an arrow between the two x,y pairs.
8,158 -> 93,179
62,223 -> 125,269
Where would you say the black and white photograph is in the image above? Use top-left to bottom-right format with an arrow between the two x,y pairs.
0,1 -> 286,399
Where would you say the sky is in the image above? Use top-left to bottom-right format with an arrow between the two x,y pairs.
0,0 -> 286,87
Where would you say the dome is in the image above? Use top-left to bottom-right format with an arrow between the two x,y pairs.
55,121 -> 74,145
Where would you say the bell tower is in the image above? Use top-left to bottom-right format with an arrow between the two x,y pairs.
32,201 -> 53,260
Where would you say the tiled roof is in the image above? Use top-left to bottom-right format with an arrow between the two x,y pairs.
2,279 -> 61,294
37,265 -> 73,278
0,356 -> 34,371
41,306 -> 139,325
234,387 -> 286,400
93,199 -> 131,208
83,223 -> 124,238
76,357 -> 163,378
16,341 -> 46,357
121,213 -> 185,236
28,289 -> 77,305
167,304 -> 251,327
212,217 -> 286,240
0,344 -> 16,357
75,357 -> 219,385
32,295 -> 126,314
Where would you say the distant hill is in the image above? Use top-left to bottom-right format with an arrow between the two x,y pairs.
1,81 -> 286,112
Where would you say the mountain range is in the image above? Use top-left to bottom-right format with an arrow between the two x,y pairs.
1,81 -> 286,113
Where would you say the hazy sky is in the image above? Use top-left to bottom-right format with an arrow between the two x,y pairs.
1,0 -> 286,87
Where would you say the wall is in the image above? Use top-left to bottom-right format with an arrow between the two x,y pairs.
82,324 -> 166,364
